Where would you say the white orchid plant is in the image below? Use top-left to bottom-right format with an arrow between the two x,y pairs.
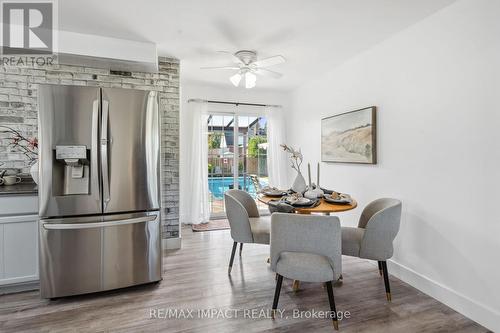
280,144 -> 303,173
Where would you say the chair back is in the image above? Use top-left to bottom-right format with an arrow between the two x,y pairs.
226,189 -> 260,217
358,198 -> 402,260
270,213 -> 342,280
224,192 -> 254,243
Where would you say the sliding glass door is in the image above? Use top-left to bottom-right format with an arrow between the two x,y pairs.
207,113 -> 268,218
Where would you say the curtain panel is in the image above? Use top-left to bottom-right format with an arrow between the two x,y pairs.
265,106 -> 289,189
180,102 -> 210,225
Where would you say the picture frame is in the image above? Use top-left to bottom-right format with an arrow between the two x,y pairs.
321,106 -> 377,164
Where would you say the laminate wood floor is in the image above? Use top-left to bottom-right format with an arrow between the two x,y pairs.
0,227 -> 489,333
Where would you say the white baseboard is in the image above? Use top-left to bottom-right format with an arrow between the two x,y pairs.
163,237 -> 181,250
387,259 -> 500,332
0,281 -> 39,295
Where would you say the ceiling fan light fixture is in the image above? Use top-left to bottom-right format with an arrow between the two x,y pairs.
202,50 -> 285,88
245,72 -> 256,89
230,73 -> 242,87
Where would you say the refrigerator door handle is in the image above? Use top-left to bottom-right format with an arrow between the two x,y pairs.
91,99 -> 100,204
43,215 -> 157,230
101,99 -> 110,209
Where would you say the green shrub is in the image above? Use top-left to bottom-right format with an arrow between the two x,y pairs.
248,136 -> 267,158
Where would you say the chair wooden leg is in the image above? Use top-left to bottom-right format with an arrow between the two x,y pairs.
326,281 -> 339,330
272,274 -> 283,319
228,242 -> 237,275
239,243 -> 243,257
378,261 -> 383,276
292,280 -> 300,292
381,261 -> 391,301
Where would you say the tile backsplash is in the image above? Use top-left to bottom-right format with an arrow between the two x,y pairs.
0,56 -> 180,239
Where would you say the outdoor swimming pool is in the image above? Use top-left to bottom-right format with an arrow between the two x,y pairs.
208,176 -> 268,199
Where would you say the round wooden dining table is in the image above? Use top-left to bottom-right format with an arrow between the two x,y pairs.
257,194 -> 357,215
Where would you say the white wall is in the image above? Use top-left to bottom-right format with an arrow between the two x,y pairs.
179,81 -> 291,225
286,0 -> 500,330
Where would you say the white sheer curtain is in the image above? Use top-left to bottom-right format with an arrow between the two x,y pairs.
265,106 -> 289,189
182,102 -> 210,224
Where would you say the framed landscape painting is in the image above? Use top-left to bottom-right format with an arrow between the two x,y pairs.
321,106 -> 377,164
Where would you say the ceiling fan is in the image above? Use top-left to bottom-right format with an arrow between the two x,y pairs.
200,50 -> 285,89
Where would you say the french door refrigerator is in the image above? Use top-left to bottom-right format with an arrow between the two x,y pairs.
38,85 -> 162,298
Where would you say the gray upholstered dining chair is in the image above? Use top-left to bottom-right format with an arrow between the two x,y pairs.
224,189 -> 270,274
270,213 -> 342,330
341,198 -> 402,301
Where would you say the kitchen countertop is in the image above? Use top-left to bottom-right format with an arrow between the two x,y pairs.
0,182 -> 38,196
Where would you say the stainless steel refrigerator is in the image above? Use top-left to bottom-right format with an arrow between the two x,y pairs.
38,85 -> 162,298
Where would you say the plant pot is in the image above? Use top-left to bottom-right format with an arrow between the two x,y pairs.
291,171 -> 307,194
30,160 -> 39,185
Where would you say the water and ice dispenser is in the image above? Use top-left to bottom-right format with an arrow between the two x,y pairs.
54,145 -> 90,195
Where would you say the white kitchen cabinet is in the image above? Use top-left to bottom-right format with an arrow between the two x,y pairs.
0,195 -> 39,292
0,195 -> 37,215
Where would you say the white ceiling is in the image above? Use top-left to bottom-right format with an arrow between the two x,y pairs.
59,0 -> 455,91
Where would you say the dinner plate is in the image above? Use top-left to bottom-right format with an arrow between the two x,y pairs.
262,190 -> 286,197
284,197 -> 314,206
323,194 -> 352,204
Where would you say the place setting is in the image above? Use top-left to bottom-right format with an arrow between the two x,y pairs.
259,186 -> 287,198
322,191 -> 353,205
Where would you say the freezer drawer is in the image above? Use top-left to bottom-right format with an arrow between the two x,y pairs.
39,212 -> 161,298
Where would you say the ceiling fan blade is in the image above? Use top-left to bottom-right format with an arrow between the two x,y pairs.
230,73 -> 242,87
252,55 -> 285,68
216,51 -> 244,64
200,66 -> 240,70
253,68 -> 283,79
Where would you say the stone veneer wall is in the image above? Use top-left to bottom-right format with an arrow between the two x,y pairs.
0,56 -> 180,240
